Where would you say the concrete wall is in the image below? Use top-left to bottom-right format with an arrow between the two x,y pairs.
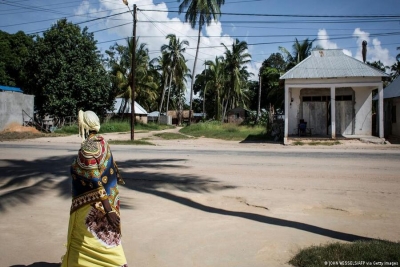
391,98 -> 400,137
354,87 -> 372,135
0,92 -> 34,131
288,88 -> 301,135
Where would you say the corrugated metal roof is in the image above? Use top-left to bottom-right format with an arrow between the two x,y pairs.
111,98 -> 148,115
0,85 -> 23,93
280,49 -> 388,80
373,77 -> 400,100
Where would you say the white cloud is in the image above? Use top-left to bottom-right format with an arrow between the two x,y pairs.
316,29 -> 352,57
353,28 -> 395,67
75,0 -> 258,100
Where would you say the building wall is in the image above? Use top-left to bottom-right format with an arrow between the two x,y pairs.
227,108 -> 246,124
354,87 -> 372,135
392,98 -> 400,137
288,88 -> 301,135
0,92 -> 34,131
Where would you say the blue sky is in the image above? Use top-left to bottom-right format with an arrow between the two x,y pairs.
1,0 -> 400,82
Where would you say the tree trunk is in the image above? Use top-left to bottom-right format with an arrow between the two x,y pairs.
203,88 -> 206,120
158,73 -> 169,123
189,25 -> 202,126
255,74 -> 262,124
166,65 -> 175,114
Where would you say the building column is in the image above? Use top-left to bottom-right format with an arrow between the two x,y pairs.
378,84 -> 384,138
284,85 -> 289,145
330,86 -> 336,139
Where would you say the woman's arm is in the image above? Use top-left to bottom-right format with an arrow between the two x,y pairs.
101,198 -> 120,228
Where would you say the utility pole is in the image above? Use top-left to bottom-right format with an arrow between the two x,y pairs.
130,4 -> 137,140
123,0 -> 137,140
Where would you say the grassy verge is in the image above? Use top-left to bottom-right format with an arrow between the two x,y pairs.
108,139 -> 155,146
289,240 -> 400,267
55,121 -> 174,135
179,121 -> 269,141
154,133 -> 193,140
0,131 -> 64,141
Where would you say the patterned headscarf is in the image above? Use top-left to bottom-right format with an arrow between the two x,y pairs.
78,110 -> 101,137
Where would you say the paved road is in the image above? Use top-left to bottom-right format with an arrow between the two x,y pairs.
1,140 -> 400,267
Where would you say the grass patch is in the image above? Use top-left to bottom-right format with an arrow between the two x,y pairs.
289,240 -> 400,267
292,141 -> 341,146
293,141 -> 305,146
0,131 -> 64,141
179,121 -> 268,141
154,133 -> 192,140
55,121 -> 174,135
108,139 -> 155,146
308,141 -> 341,146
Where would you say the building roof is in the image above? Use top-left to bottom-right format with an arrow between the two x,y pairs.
280,49 -> 388,80
148,111 -> 160,117
0,85 -> 23,93
110,98 -> 148,115
373,77 -> 400,100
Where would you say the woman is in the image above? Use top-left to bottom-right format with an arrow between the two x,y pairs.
61,110 -> 128,267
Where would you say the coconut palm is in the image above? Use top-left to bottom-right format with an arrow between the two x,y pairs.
195,56 -> 226,120
178,0 -> 226,125
279,38 -> 317,71
107,38 -> 158,114
161,34 -> 189,113
221,39 -> 252,120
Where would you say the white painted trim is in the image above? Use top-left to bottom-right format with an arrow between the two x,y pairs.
378,84 -> 384,138
284,85 -> 289,144
284,82 -> 382,88
330,86 -> 336,139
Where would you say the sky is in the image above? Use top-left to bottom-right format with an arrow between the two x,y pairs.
1,0 -> 400,87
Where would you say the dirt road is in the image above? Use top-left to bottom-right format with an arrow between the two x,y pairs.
1,131 -> 399,267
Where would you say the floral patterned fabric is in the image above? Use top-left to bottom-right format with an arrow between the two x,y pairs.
61,133 -> 128,267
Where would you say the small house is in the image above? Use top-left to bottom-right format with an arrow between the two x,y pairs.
280,49 -> 388,144
110,98 -> 148,124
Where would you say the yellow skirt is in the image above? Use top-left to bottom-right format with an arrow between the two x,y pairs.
61,203 -> 127,267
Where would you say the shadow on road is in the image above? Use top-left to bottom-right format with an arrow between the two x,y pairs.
1,153 -> 374,242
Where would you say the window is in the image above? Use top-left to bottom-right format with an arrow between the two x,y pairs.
336,95 -> 353,101
302,96 -> 329,102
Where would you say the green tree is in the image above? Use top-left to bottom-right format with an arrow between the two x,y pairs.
178,0 -> 226,125
222,39 -> 252,120
194,56 -> 226,120
106,38 -> 158,113
161,34 -> 189,113
0,30 -> 34,88
390,61 -> 400,80
25,19 -> 112,123
279,38 -> 317,70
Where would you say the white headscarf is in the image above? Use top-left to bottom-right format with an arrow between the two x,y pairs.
78,110 -> 100,140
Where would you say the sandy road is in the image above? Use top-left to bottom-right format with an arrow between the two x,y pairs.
1,132 -> 400,267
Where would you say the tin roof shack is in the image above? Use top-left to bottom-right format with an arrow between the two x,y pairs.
226,107 -> 251,124
109,98 -> 148,124
0,85 -> 34,131
373,77 -> 400,139
280,49 -> 388,145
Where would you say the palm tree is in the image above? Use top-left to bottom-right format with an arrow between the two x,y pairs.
279,38 -> 317,71
222,39 -> 252,121
161,34 -> 189,113
178,0 -> 226,125
200,56 -> 226,121
107,38 -> 158,115
151,52 -> 170,121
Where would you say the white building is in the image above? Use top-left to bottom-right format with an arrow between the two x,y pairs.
280,49 -> 388,144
